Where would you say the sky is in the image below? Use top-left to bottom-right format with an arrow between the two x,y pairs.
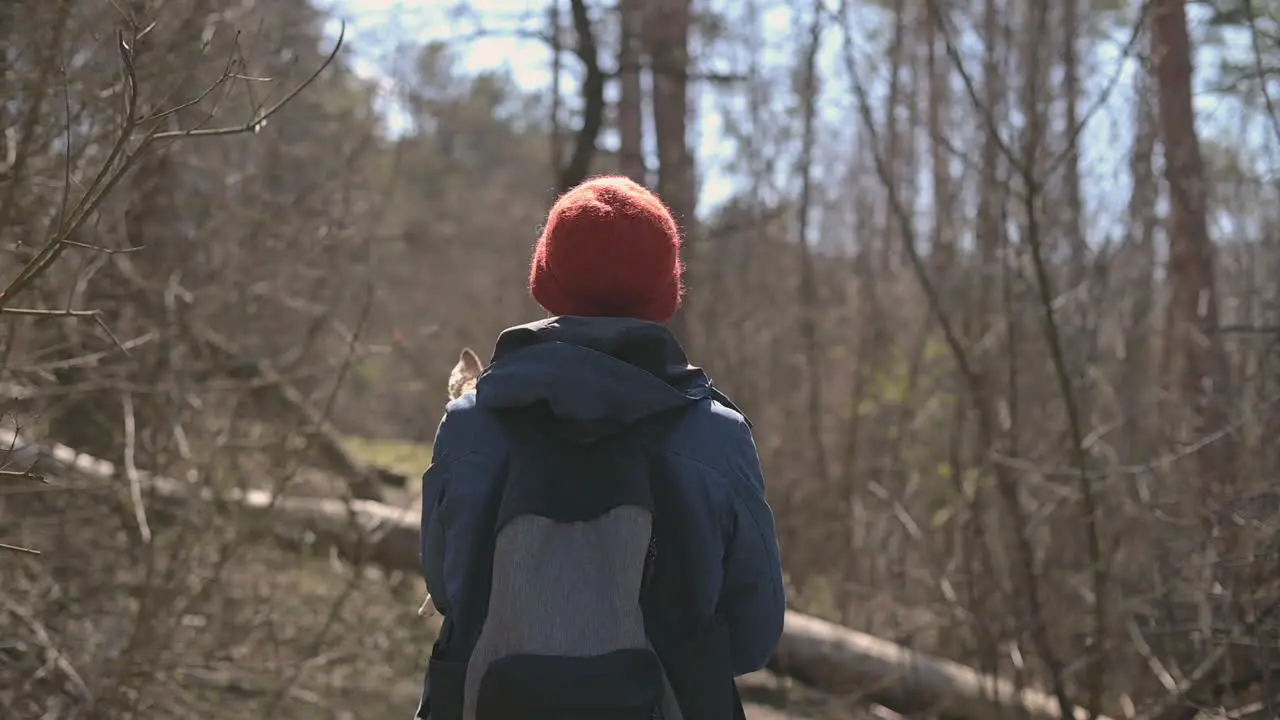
318,0 -> 1275,231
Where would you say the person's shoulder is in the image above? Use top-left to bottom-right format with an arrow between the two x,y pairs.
658,397 -> 764,514
438,392 -> 478,438
707,395 -> 749,427
680,392 -> 750,434
665,396 -> 754,463
443,391 -> 478,417
435,392 -> 504,458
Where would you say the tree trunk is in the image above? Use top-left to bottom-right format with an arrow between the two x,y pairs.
1060,0 -> 1086,281
793,0 -> 830,490
1149,0 -> 1234,493
1149,3 -> 1255,713
925,0 -> 954,280
617,0 -> 648,184
645,0 -> 696,344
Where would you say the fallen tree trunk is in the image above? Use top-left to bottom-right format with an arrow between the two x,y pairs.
2,430 -> 1110,720
769,614 -> 1102,720
1,428 -> 415,571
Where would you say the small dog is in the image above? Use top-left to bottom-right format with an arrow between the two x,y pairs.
418,348 -> 485,617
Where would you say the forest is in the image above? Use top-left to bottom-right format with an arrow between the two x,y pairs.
1,0 -> 1277,718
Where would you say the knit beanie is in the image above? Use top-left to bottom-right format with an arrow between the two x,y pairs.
529,176 -> 684,324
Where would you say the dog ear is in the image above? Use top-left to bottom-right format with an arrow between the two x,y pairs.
458,348 -> 483,376
447,347 -> 485,400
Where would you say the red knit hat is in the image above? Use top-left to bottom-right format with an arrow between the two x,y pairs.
529,176 -> 684,324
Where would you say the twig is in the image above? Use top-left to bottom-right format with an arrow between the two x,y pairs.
0,31 -> 142,310
93,313 -> 131,357
60,239 -> 143,254
120,392 -> 152,543
9,331 -> 156,372
923,0 -> 1148,186
0,307 -> 101,317
1133,603 -> 1280,720
1126,618 -> 1183,694
141,49 -> 239,125
0,469 -> 46,483
150,23 -> 345,141
0,22 -> 346,309
0,542 -> 40,555
0,596 -> 89,698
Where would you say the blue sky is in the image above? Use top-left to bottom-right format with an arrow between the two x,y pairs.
324,0 -> 562,92
320,0 -> 1273,232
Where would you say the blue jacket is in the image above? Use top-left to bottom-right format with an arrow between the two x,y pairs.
419,316 -> 786,676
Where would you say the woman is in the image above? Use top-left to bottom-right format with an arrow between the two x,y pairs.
416,176 -> 785,720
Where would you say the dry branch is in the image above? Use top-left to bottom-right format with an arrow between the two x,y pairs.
0,23 -> 347,310
0,430 -> 1113,720
191,322 -> 387,502
107,258 -> 386,501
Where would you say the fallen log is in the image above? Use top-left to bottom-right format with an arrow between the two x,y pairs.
769,614 -> 1103,720
1,430 -> 1110,720
3,379 -> 408,494
0,428 -> 416,572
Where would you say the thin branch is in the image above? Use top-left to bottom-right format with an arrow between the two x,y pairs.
0,307 -> 101,317
61,239 -> 144,254
121,392 -> 152,543
0,30 -> 142,308
1242,0 -> 1280,149
0,23 -> 346,309
0,469 -> 46,483
924,0 -> 1148,187
0,596 -> 88,695
150,23 -> 344,141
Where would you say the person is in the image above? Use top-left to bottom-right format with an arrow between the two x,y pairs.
415,176 -> 785,720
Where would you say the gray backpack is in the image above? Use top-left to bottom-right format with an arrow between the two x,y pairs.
417,402 -> 743,720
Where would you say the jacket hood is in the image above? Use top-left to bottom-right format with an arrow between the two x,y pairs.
473,316 -> 724,441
